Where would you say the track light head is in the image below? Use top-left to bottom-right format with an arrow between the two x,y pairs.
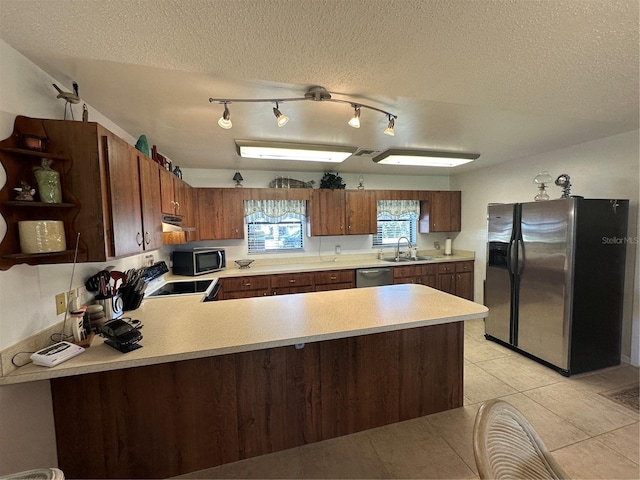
273,102 -> 289,127
383,116 -> 395,136
348,105 -> 361,128
218,103 -> 232,129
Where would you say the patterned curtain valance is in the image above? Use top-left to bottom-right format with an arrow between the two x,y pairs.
377,200 -> 420,217
244,199 -> 307,221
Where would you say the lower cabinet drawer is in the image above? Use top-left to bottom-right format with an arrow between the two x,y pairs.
270,273 -> 314,288
220,276 -> 270,292
314,269 -> 354,285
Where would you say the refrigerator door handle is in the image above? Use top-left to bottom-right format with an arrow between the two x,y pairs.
507,239 -> 517,275
517,238 -> 525,275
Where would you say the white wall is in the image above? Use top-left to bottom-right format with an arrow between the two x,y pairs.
451,131 -> 640,365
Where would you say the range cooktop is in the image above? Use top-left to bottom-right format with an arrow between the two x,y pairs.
146,279 -> 215,298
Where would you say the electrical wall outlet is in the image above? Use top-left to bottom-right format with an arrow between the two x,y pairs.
55,292 -> 66,315
434,241 -> 441,250
335,245 -> 341,254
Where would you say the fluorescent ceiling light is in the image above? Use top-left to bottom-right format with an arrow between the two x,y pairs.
373,149 -> 479,167
236,140 -> 356,163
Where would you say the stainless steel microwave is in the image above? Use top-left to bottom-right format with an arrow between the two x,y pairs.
172,248 -> 226,276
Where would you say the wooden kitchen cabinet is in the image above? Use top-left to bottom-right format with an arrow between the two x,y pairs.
436,261 -> 474,300
307,189 -> 345,236
307,189 -> 376,236
137,156 -> 163,251
101,132 -> 147,257
218,275 -> 270,299
345,190 -> 377,235
270,272 -> 314,295
197,188 -> 244,240
455,261 -> 474,300
393,264 -> 437,287
0,117 -> 80,268
0,116 -> 166,265
419,191 -> 461,233
314,269 -> 355,291
160,168 -> 194,221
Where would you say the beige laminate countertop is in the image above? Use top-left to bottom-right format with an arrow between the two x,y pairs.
0,284 -> 487,385
167,250 -> 476,282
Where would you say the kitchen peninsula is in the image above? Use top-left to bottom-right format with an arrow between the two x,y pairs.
1,284 -> 487,478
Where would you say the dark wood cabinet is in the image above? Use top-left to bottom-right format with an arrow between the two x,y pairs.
307,189 -> 376,236
307,189 -> 345,236
0,117 -> 80,269
454,261 -> 474,300
270,272 -> 314,295
419,191 -> 461,233
314,269 -> 355,291
345,190 -> 377,235
101,132 -> 147,257
197,188 -> 244,240
435,261 -> 474,300
393,263 -> 437,287
138,156 -> 163,251
218,275 -> 271,299
0,116 -> 168,266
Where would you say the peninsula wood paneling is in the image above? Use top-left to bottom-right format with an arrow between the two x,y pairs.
51,322 -> 464,479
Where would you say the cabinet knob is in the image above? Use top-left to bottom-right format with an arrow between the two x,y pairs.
243,283 -> 251,287
144,232 -> 150,245
330,276 -> 337,280
289,279 -> 295,283
136,232 -> 143,246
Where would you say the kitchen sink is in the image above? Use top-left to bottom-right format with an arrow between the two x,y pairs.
381,255 -> 434,263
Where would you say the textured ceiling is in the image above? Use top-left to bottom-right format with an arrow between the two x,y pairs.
0,0 -> 637,176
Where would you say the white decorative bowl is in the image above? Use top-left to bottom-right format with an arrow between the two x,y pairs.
234,259 -> 254,269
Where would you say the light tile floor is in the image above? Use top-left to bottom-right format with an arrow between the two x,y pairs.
177,319 -> 639,479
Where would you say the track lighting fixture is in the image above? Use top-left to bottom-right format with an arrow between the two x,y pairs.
210,86 -> 397,135
348,105 -> 361,128
273,102 -> 289,127
383,115 -> 395,136
217,102 -> 232,129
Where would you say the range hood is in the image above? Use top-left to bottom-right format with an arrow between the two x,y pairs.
162,215 -> 195,244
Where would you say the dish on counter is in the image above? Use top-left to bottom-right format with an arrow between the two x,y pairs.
234,259 -> 254,269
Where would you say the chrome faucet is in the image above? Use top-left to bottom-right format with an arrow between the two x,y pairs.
396,236 -> 411,260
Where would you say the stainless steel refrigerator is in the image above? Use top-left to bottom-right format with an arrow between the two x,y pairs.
485,198 -> 628,376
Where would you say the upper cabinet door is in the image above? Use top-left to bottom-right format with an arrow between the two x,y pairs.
159,168 -> 177,215
138,156 -> 163,250
103,134 -> 144,257
419,191 -> 461,233
197,188 -> 244,240
345,190 -> 377,235
307,189 -> 346,236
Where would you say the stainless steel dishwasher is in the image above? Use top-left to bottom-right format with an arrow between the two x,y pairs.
355,267 -> 393,288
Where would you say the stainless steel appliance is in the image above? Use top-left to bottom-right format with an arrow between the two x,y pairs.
485,198 -> 629,375
172,248 -> 226,276
356,267 -> 393,288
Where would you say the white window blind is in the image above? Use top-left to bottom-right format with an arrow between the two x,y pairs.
373,200 -> 419,247
245,200 -> 306,253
